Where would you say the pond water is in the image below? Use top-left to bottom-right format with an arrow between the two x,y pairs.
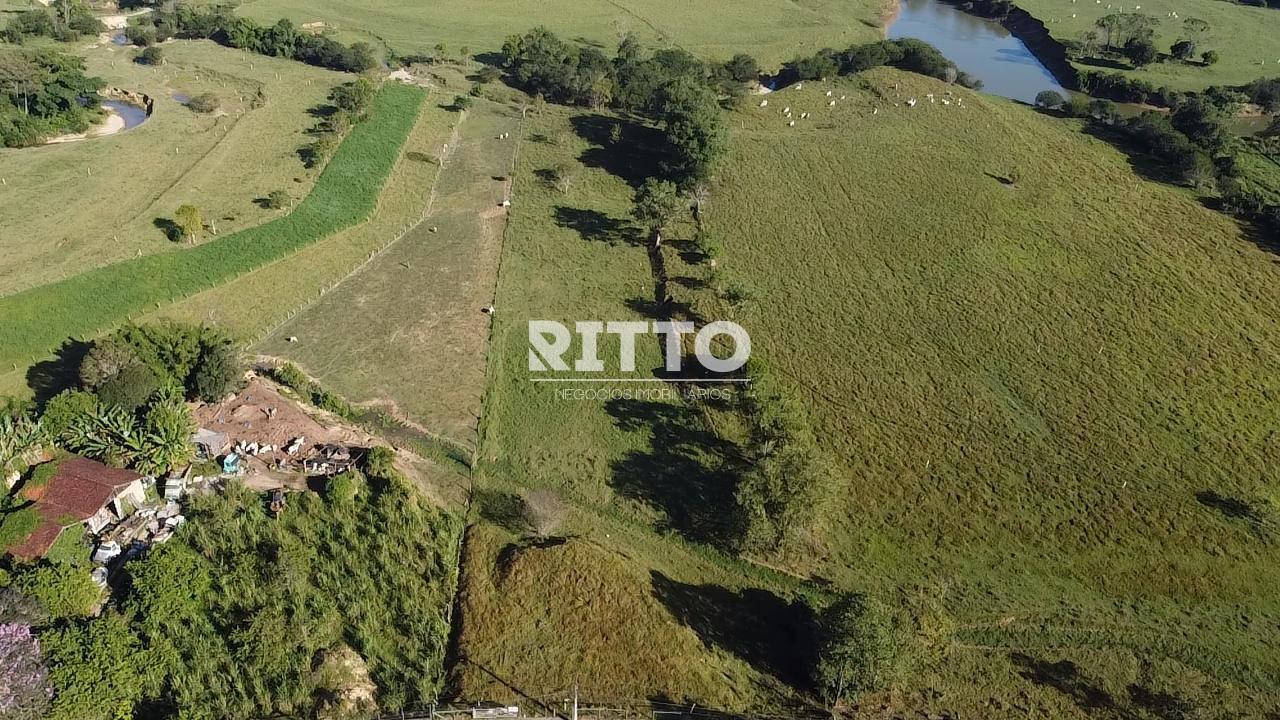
103,100 -> 149,130
886,0 -> 1065,104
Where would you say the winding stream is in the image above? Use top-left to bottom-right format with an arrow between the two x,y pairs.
886,0 -> 1066,104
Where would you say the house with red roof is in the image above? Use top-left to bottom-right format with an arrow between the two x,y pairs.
5,457 -> 147,561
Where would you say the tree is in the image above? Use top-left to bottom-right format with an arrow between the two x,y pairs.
655,77 -> 727,185
548,161 -> 577,193
191,341 -> 243,402
329,76 -> 375,117
1034,89 -> 1067,109
1181,16 -> 1210,43
814,593 -> 904,707
1124,37 -> 1158,68
522,488 -> 566,539
1170,39 -> 1196,61
0,622 -> 52,720
632,178 -> 685,248
1201,49 -> 1220,65
452,94 -> 472,111
79,337 -> 139,389
96,363 -> 159,412
173,204 -> 202,243
474,65 -> 501,83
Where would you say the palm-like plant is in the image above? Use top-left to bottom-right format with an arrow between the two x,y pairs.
0,414 -> 47,483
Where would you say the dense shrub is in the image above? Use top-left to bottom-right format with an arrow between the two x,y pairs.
115,459 -> 461,716
135,46 -> 164,66
185,92 -> 219,113
12,564 -> 99,622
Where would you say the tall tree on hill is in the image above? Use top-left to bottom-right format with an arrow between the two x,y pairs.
632,178 -> 685,249
654,77 -> 727,186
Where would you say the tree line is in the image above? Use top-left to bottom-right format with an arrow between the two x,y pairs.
123,5 -> 377,74
500,27 -> 736,187
1035,83 -> 1280,240
779,38 -> 983,89
1,0 -> 102,44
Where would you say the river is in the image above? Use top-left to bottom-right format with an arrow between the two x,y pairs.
886,0 -> 1066,104
103,100 -> 150,131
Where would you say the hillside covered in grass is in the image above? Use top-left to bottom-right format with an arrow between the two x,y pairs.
699,68 -> 1280,710
472,65 -> 1280,716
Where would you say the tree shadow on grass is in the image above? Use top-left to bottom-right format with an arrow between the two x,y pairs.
553,206 -> 644,246
605,398 -> 741,549
1012,654 -> 1119,714
651,571 -> 817,689
1195,490 -> 1269,536
1013,653 -> 1206,720
1080,124 -> 1186,187
153,217 -> 182,242
569,113 -> 665,188
26,339 -> 90,407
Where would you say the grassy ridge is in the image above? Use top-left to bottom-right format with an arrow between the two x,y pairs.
0,82 -> 425,369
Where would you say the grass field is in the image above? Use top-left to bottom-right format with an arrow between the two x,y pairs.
255,88 -> 523,451
458,68 -> 1280,716
0,40 -> 344,296
1014,0 -> 1280,91
211,0 -> 887,67
0,82 -> 424,374
450,523 -> 810,711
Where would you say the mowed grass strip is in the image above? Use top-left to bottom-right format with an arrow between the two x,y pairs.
0,82 -> 424,370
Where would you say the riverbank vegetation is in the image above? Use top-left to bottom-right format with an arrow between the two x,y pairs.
0,48 -> 102,147
122,4 -> 378,74
0,82 -> 424,371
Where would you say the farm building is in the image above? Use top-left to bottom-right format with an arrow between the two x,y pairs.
6,457 -> 147,560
